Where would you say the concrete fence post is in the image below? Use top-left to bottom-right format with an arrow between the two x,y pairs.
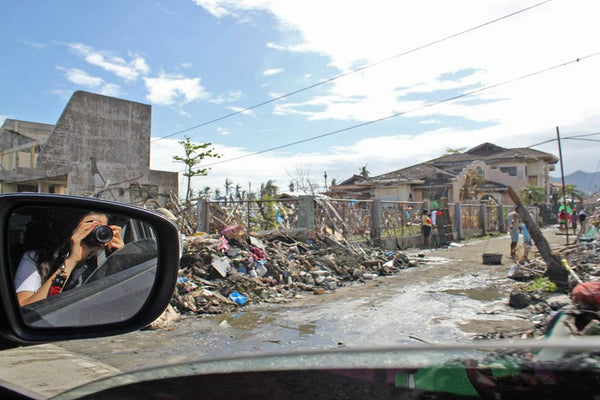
498,204 -> 505,233
197,199 -> 210,233
454,203 -> 463,240
298,195 -> 315,231
370,199 -> 382,240
480,203 -> 487,235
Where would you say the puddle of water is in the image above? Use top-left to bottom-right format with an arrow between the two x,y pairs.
442,286 -> 505,301
217,312 -> 275,330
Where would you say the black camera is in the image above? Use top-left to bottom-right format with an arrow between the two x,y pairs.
83,225 -> 113,246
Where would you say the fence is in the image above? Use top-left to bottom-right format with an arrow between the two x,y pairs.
193,196 -> 539,249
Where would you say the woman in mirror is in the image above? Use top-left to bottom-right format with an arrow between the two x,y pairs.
14,211 -> 124,306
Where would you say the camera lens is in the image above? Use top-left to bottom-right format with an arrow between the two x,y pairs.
84,225 -> 113,245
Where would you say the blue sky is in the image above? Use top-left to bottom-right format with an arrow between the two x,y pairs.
2,0 -> 600,195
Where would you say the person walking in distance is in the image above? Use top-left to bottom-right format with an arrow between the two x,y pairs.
506,207 -> 519,259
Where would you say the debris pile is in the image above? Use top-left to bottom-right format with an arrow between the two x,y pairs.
171,226 -> 420,316
503,235 -> 600,339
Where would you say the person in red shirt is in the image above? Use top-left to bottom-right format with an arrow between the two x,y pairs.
422,210 -> 433,248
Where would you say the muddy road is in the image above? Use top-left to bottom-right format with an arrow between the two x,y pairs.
51,228 -> 567,373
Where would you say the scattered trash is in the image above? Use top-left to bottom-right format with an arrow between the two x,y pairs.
228,291 -> 248,306
211,255 -> 230,278
507,264 -> 525,279
170,228 -> 424,316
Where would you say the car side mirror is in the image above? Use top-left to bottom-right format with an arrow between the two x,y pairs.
0,194 -> 179,345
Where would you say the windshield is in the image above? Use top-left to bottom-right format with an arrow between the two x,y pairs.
2,1 -> 600,398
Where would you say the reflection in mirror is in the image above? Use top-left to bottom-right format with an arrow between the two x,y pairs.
9,206 -> 158,328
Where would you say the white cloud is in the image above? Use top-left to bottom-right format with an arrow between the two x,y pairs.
209,91 -> 243,104
60,68 -> 104,88
159,1 -> 600,190
57,67 -> 123,97
263,68 -> 283,76
192,0 -> 233,18
20,40 -> 47,48
192,1 -> 600,131
266,42 -> 285,50
68,43 -> 150,82
216,127 -> 231,136
144,73 -> 210,105
98,83 -> 123,97
227,106 -> 252,115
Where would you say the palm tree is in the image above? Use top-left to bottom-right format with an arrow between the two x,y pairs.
224,178 -> 233,202
200,186 -> 211,199
552,184 -> 585,209
520,185 -> 546,206
261,179 -> 278,197
359,164 -> 370,178
235,184 -> 242,200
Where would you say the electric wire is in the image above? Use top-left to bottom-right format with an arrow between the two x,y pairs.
152,0 -> 553,143
527,132 -> 600,148
195,51 -> 600,170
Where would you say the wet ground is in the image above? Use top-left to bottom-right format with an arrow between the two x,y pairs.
56,228 -> 567,369
0,228 -> 569,397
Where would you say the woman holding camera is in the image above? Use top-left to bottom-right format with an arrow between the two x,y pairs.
14,212 -> 123,306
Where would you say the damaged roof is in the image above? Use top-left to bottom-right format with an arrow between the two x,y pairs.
428,142 -> 558,165
370,163 -> 455,185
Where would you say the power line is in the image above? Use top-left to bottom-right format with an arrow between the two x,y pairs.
528,132 -> 600,148
152,0 -> 553,143
196,51 -> 600,169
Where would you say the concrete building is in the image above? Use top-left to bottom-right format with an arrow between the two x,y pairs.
330,143 -> 558,206
0,91 -> 178,205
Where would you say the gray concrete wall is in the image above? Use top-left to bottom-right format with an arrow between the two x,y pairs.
37,91 -> 177,203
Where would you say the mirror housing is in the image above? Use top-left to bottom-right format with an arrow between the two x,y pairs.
0,194 -> 179,345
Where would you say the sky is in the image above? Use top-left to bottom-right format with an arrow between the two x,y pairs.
2,0 -> 600,197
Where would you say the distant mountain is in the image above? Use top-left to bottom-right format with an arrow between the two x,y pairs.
550,170 -> 600,194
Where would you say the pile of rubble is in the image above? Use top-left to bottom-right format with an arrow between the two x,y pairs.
170,225 -> 419,316
501,237 -> 600,340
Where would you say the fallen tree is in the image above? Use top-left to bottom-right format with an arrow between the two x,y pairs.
507,187 -> 568,289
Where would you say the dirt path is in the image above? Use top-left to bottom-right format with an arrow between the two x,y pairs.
290,227 -> 567,306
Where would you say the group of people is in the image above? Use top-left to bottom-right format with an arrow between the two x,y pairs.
558,208 -> 587,235
422,209 -> 442,248
506,208 -> 533,260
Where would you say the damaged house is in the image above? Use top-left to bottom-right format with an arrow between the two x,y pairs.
331,143 -> 558,206
0,91 -> 178,205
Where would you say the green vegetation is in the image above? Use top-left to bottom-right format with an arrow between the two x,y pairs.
524,277 -> 558,294
519,185 -> 546,206
173,136 -> 221,202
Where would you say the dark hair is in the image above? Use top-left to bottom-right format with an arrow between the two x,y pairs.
22,209 -> 109,282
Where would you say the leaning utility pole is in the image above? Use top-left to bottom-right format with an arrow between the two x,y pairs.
556,126 -> 570,245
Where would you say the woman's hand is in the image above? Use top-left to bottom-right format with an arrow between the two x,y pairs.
106,225 -> 124,251
66,219 -> 103,265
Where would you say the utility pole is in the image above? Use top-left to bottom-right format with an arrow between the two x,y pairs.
324,171 -> 328,191
556,126 -> 569,245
